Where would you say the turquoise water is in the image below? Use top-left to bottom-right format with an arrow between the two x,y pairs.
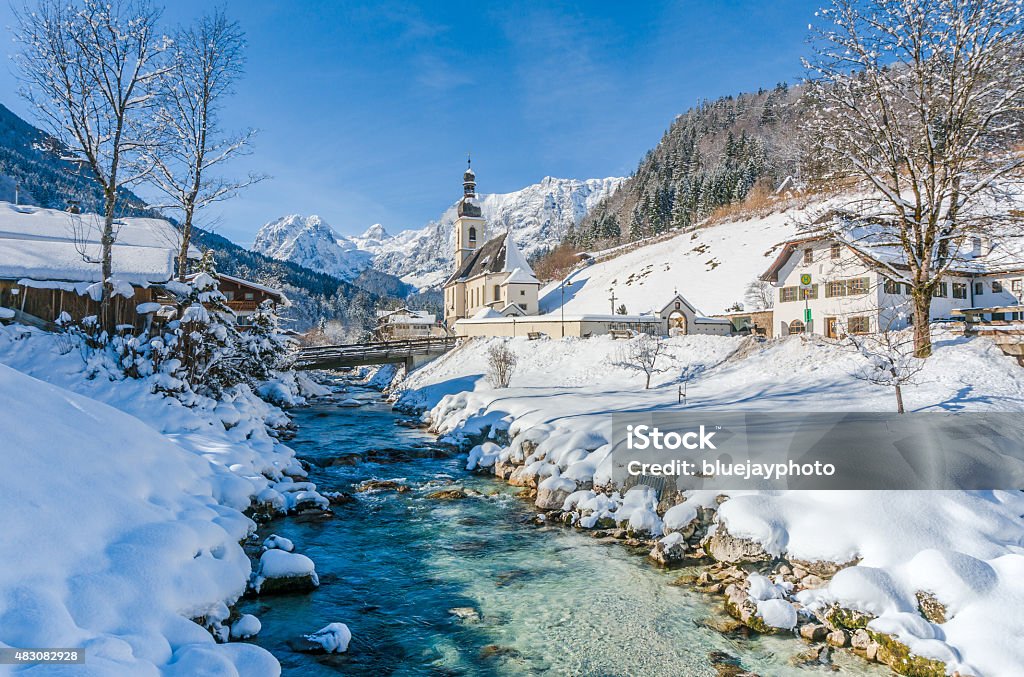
240,388 -> 888,676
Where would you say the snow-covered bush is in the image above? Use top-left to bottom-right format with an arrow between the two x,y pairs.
486,341 -> 517,388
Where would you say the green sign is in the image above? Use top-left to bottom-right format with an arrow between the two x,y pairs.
800,273 -> 812,286
804,308 -> 812,323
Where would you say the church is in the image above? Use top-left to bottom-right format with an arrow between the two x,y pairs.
443,163 -> 541,325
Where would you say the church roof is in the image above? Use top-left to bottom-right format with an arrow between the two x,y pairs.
444,231 -> 538,286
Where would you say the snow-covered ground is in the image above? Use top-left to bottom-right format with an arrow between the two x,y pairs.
539,201 -> 814,318
394,332 -> 1024,676
0,325 -> 327,676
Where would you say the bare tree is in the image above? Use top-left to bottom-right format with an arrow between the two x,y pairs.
804,0 -> 1024,358
845,317 -> 925,414
148,9 -> 265,280
14,0 -> 167,332
486,342 -> 517,388
616,333 -> 668,389
744,278 -> 775,310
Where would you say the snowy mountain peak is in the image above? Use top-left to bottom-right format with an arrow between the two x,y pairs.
252,214 -> 372,281
361,223 -> 388,241
251,175 -> 625,289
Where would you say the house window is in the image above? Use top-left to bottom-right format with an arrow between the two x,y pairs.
952,283 -> 967,300
848,315 -> 870,334
848,277 -> 869,294
974,282 -> 984,295
993,281 -> 1003,293
803,248 -> 814,264
825,280 -> 846,298
519,303 -> 526,311
830,243 -> 841,259
1013,279 -> 1023,293
932,283 -> 948,298
883,279 -> 902,295
224,291 -> 235,300
468,227 -> 477,243
779,286 -> 799,303
788,319 -> 805,335
520,289 -> 525,296
244,292 -> 254,300
494,285 -> 501,302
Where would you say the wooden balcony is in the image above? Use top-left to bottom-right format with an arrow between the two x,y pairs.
226,299 -> 259,311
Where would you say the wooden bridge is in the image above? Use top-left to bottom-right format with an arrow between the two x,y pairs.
293,336 -> 460,371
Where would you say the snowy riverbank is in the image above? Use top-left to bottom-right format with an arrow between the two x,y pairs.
0,324 -> 329,675
393,332 -> 1024,677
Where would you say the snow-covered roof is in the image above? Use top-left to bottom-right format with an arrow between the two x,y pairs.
761,210 -> 1024,282
501,232 -> 535,276
187,272 -> 287,303
456,312 -> 663,325
0,202 -> 189,285
502,266 -> 540,285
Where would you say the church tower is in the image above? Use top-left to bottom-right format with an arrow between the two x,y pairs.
454,158 -> 485,269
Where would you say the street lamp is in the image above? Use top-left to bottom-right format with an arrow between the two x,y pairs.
560,279 -> 573,338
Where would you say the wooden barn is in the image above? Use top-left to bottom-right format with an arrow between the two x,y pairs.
185,272 -> 287,326
0,202 -> 194,330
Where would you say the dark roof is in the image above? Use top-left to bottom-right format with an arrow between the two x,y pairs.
458,196 -> 482,217
444,233 -> 508,285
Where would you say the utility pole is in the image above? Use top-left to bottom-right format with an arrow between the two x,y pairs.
560,279 -> 571,338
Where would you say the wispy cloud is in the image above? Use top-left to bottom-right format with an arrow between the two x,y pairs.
414,52 -> 474,92
497,6 -> 620,121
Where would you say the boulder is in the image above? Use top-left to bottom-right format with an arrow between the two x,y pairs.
825,629 -> 848,647
648,532 -> 688,566
294,622 -> 351,654
535,476 -> 576,511
799,623 -> 828,642
249,549 -> 319,595
706,525 -> 771,564
426,488 -> 468,500
915,590 -> 948,624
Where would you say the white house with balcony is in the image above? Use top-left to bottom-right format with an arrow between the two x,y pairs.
761,215 -> 1024,337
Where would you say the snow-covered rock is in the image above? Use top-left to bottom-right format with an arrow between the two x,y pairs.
230,614 -> 262,639
262,534 -> 295,553
302,622 -> 352,654
249,548 -> 319,595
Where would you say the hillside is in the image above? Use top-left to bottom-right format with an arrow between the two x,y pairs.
0,103 -> 159,217
569,84 -> 806,248
253,176 -> 624,290
541,197 -> 816,318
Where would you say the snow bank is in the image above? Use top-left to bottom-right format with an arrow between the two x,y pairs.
0,362 -> 276,675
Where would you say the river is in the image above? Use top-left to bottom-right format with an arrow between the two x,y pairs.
239,384 -> 888,676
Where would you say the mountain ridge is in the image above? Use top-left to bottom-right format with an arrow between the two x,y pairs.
253,175 -> 625,290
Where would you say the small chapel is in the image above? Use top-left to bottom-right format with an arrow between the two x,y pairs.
442,162 -> 541,325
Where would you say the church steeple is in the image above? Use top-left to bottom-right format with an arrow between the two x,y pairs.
454,158 -> 485,271
463,155 -> 476,198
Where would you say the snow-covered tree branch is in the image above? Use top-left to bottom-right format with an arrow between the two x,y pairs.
804,0 -> 1024,357
146,9 -> 266,280
13,0 -> 168,332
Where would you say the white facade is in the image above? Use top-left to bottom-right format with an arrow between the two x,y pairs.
763,237 -> 1022,337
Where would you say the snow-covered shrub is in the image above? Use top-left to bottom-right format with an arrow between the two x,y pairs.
486,341 -> 517,388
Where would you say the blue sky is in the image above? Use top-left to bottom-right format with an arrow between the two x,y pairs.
0,1 -> 820,244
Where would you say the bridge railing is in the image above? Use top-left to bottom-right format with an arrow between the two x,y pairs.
293,336 -> 460,367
